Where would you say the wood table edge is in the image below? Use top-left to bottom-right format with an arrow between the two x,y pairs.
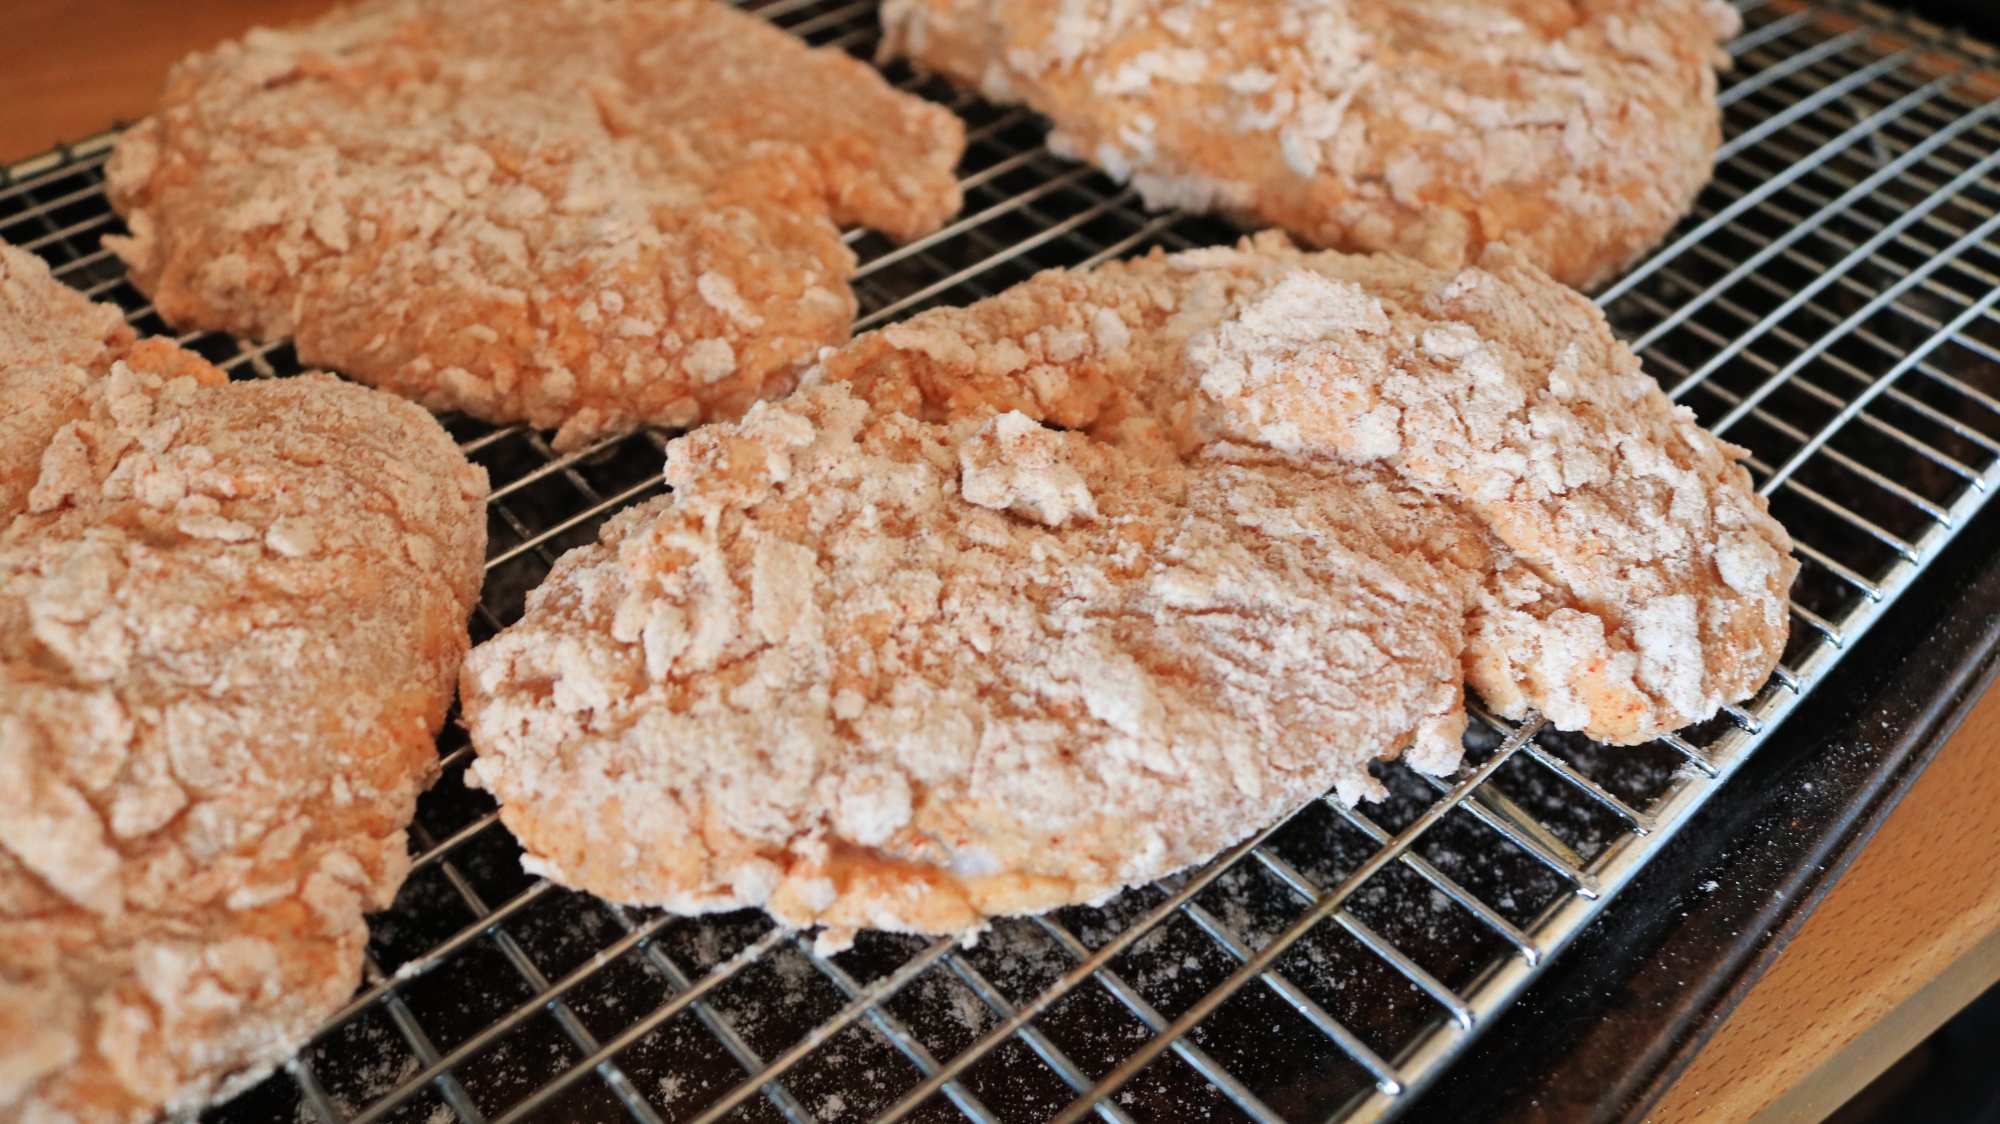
1647,683 -> 2000,1124
1748,924 -> 2000,1124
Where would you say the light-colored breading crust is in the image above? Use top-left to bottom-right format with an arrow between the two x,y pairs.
1127,236 -> 1799,742
883,0 -> 1740,291
460,233 -> 1794,941
0,246 -> 136,520
462,383 -> 1482,940
0,254 -> 488,1124
103,0 -> 967,450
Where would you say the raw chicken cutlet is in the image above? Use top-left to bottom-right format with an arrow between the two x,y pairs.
105,0 -> 967,450
883,0 -> 1740,291
0,245 -> 489,1124
460,233 -> 1795,942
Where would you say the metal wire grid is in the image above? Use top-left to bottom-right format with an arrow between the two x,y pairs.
5,1 -> 1999,1121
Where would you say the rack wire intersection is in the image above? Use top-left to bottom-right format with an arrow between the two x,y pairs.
5,0 -> 2000,1121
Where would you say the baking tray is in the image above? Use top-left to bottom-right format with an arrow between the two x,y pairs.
5,0 -> 2000,1120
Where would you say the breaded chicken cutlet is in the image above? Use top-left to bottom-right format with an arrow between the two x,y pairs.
0,244 -> 488,1124
883,0 -> 1740,291
460,234 -> 1795,942
105,0 -> 967,450
1,246 -> 136,519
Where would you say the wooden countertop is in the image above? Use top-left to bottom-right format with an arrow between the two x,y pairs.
1645,682 -> 2000,1124
0,0 -> 341,165
8,6 -> 2000,1123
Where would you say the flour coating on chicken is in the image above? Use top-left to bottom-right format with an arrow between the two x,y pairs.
461,233 -> 1793,940
0,250 -> 487,1124
463,383 -> 1478,940
883,0 -> 1738,290
0,246 -> 135,520
105,0 -> 966,449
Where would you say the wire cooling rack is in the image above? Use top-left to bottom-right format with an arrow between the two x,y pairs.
6,1 -> 2000,1121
